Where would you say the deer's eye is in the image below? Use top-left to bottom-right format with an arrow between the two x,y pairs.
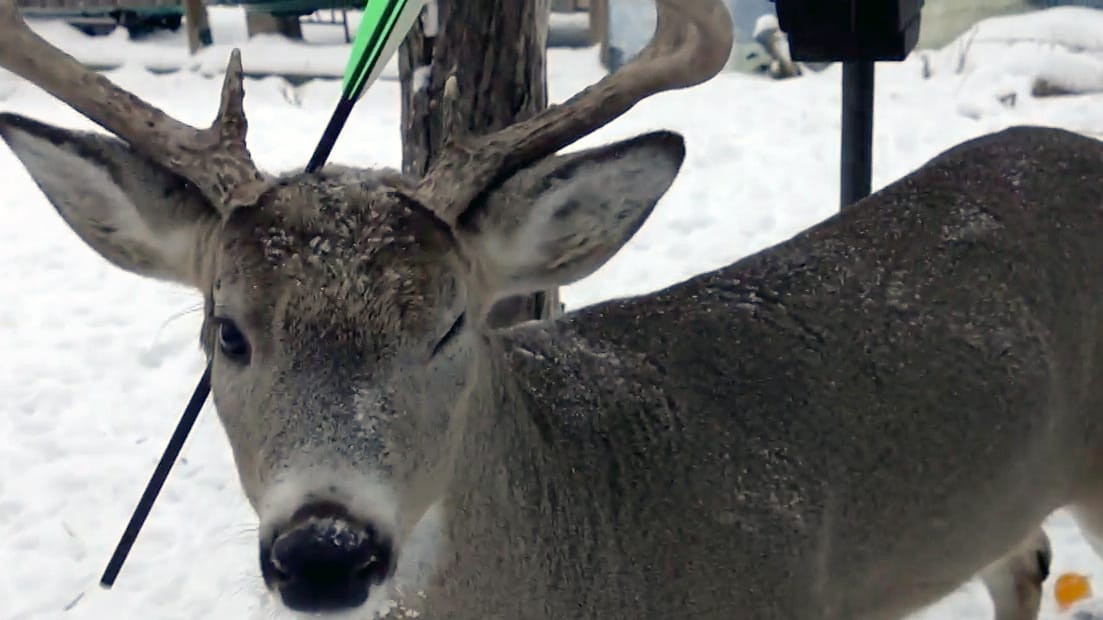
431,313 -> 466,358
217,319 -> 251,364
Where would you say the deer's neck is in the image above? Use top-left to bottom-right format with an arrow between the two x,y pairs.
426,322 -> 694,615
446,331 -> 558,522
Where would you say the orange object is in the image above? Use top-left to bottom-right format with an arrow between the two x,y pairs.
1055,572 -> 1093,611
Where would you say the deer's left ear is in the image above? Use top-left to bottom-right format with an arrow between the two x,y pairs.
456,130 -> 685,298
0,113 -> 220,288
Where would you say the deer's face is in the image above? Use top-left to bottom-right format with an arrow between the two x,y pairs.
0,114 -> 686,614
202,172 -> 478,610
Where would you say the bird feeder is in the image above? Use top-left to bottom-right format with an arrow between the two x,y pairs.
771,0 -> 924,208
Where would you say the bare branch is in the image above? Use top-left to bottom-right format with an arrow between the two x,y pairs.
0,0 -> 265,211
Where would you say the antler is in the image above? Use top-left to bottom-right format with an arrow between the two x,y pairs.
0,0 -> 265,211
414,0 -> 734,224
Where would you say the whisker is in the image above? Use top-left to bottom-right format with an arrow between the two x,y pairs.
158,301 -> 205,330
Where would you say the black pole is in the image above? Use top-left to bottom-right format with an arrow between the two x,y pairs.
840,60 -> 875,209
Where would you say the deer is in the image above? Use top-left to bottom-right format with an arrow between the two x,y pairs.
980,529 -> 1052,620
0,0 -> 1099,616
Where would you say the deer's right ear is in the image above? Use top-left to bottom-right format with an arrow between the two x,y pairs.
0,113 -> 219,288
456,130 -> 685,299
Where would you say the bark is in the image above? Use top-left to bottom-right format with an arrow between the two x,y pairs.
183,0 -> 212,54
399,0 -> 561,329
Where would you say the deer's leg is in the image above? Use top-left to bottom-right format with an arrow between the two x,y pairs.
1070,491 -> 1103,560
978,528 -> 1052,620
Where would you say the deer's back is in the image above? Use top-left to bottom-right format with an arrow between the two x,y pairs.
476,126 -> 1103,619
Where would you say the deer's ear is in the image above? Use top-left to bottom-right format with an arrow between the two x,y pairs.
0,113 -> 219,288
457,130 -> 684,297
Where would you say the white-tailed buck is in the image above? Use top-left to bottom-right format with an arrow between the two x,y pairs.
2,0 -> 1100,617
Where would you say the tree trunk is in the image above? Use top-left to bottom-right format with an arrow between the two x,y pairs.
398,0 -> 561,329
591,0 -> 610,67
183,0 -> 213,54
246,11 -> 303,40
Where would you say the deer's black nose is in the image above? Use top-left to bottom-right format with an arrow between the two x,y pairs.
261,501 -> 395,612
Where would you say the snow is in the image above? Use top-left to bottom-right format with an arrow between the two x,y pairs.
916,7 -> 1103,99
4,5 -> 1103,620
16,6 -> 599,80
17,8 -> 397,80
411,65 -> 430,93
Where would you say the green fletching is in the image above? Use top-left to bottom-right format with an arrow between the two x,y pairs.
342,0 -> 424,100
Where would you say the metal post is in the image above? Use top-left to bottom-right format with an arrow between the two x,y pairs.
840,60 -> 875,209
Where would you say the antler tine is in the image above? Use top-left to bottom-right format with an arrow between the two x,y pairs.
0,0 -> 265,211
414,0 -> 734,224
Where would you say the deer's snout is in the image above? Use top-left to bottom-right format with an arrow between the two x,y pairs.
261,501 -> 395,612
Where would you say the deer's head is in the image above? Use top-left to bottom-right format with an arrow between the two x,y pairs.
0,0 -> 732,613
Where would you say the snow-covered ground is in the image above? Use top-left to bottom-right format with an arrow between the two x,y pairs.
4,5 -> 1103,620
14,6 -> 594,79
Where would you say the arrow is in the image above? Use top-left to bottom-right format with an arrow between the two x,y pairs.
306,0 -> 426,173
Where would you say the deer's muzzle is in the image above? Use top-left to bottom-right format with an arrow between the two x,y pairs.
261,500 -> 396,612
